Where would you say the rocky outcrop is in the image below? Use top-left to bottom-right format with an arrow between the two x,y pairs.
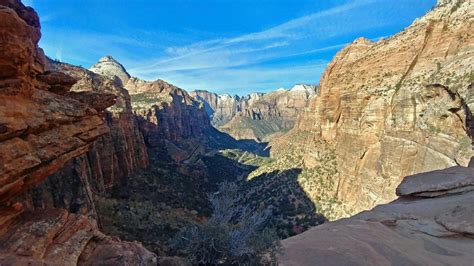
278,164 -> 474,265
125,78 -> 221,166
21,59 -> 150,216
0,208 -> 156,265
0,1 -> 155,264
128,79 -> 212,145
191,84 -> 316,140
272,0 -> 474,216
51,59 -> 149,193
0,0 -> 113,207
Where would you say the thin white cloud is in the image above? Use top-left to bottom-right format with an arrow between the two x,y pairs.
225,0 -> 376,43
37,0 -> 433,94
157,61 -> 328,95
129,0 -> 382,79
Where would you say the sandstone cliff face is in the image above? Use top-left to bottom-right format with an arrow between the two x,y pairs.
128,79 -> 212,144
56,59 -> 149,192
190,90 -> 243,126
279,164 -> 474,265
22,59 -> 150,215
0,0 -> 113,207
273,0 -> 474,216
0,1 -> 156,264
126,78 -> 216,165
191,84 -> 316,140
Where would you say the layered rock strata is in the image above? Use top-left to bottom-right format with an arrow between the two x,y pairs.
0,1 -> 156,264
273,0 -> 474,216
191,85 -> 316,140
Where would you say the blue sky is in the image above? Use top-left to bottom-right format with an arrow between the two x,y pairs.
24,0 -> 436,95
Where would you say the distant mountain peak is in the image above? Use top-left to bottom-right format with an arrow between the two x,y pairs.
289,84 -> 317,95
90,55 -> 131,86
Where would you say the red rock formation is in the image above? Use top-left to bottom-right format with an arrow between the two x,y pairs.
128,78 -> 212,143
0,208 -> 155,265
0,0 -> 113,206
0,1 -> 156,264
126,78 -> 216,166
49,60 -> 149,194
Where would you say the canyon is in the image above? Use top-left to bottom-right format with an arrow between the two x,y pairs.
190,84 -> 317,141
0,0 -> 473,265
267,0 -> 474,219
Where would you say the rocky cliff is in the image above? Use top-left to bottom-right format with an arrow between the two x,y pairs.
279,164 -> 474,265
128,78 -> 212,144
270,0 -> 474,217
21,58 -> 149,216
0,0 -> 155,264
191,84 -> 317,141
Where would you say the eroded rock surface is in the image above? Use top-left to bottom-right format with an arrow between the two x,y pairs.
279,165 -> 474,265
190,84 -> 316,140
0,0 -> 111,206
272,0 -> 474,216
0,1 -> 156,264
0,208 -> 156,265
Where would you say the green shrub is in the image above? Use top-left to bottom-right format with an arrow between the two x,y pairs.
451,0 -> 461,13
459,136 -> 472,153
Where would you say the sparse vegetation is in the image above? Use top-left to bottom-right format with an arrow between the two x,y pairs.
130,93 -> 169,105
170,182 -> 281,265
459,136 -> 472,158
427,123 -> 442,134
451,0 -> 462,13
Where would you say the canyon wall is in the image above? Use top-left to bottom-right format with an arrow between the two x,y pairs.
22,58 -> 150,215
0,1 -> 156,264
273,0 -> 474,216
191,84 -> 317,141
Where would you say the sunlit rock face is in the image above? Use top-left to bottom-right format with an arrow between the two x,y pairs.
278,165 -> 474,265
190,84 -> 317,141
190,90 -> 243,126
0,0 -> 156,264
127,78 -> 212,145
89,55 -> 131,86
45,60 -> 150,196
0,0 -> 114,207
273,0 -> 474,216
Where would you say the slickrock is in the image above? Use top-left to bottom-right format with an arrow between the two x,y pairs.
272,0 -> 474,216
0,1 -> 156,264
279,165 -> 474,265
396,166 -> 474,196
190,90 -> 243,126
191,84 -> 317,140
